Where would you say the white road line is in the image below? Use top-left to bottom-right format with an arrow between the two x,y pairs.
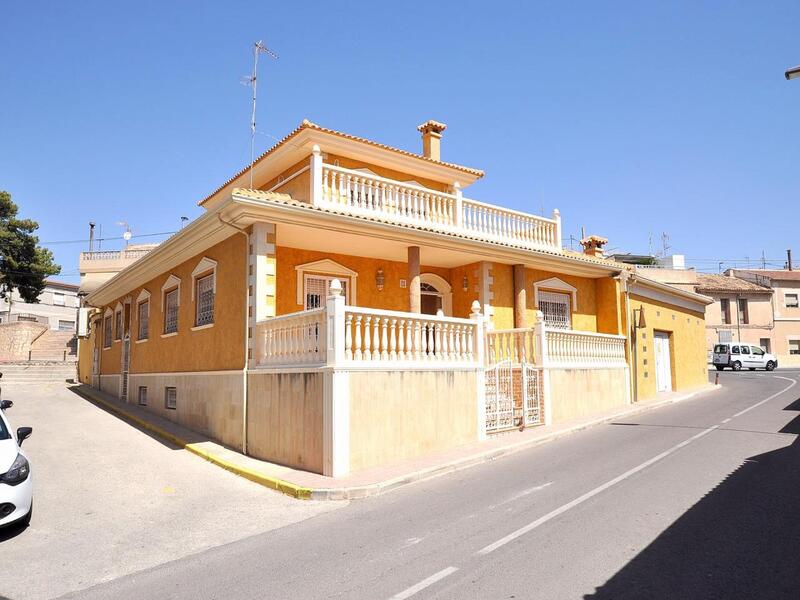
721,418 -> 732,424
731,376 -> 797,418
489,482 -> 553,510
390,567 -> 458,599
477,375 -> 797,556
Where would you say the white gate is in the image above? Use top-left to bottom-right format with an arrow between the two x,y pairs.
485,360 -> 543,433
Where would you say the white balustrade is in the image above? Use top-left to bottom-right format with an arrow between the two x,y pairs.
343,307 -> 478,365
315,163 -> 561,252
461,199 -> 560,250
485,328 -> 538,365
257,308 -> 326,366
545,329 -> 627,368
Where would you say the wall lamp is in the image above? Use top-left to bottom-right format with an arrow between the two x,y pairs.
376,268 -> 385,291
462,276 -> 469,292
633,306 -> 647,330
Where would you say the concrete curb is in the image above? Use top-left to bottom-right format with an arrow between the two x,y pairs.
69,386 -> 314,500
71,382 -> 721,502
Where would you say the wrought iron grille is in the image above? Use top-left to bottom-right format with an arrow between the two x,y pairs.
538,291 -> 571,329
137,300 -> 149,340
103,316 -> 113,348
195,274 -> 215,326
164,289 -> 179,334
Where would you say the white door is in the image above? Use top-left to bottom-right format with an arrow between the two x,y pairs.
654,332 -> 672,393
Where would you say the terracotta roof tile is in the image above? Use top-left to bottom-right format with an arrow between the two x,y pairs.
200,120 -> 485,206
734,269 -> 800,281
695,273 -> 772,293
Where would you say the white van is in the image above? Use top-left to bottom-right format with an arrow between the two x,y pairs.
712,343 -> 778,371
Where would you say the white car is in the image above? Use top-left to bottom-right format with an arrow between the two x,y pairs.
712,343 -> 778,372
0,400 -> 33,528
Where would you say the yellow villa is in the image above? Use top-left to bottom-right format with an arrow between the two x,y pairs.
78,120 -> 712,477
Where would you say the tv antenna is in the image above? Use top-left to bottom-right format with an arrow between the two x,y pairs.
116,221 -> 132,246
243,40 -> 279,189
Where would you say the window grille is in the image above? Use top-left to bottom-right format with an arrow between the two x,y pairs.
304,276 -> 347,310
114,310 -> 122,340
165,386 -> 177,409
538,291 -> 572,329
138,386 -> 147,406
195,274 -> 215,326
138,300 -> 149,340
164,289 -> 179,334
103,315 -> 112,348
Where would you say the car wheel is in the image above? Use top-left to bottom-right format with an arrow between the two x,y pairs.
732,361 -> 742,371
766,361 -> 776,371
715,365 -> 724,371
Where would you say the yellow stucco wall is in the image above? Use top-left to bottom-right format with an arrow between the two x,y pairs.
630,294 -> 707,400
94,233 -> 247,376
275,246 -> 456,315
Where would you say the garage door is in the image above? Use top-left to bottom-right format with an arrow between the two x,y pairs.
654,332 -> 673,393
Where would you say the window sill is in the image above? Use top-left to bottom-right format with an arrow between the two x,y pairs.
191,323 -> 214,331
161,332 -> 178,338
135,338 -> 149,344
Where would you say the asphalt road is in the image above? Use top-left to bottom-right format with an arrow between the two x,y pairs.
56,370 -> 800,600
0,384 -> 341,600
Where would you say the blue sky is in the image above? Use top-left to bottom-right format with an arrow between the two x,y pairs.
2,1 -> 799,283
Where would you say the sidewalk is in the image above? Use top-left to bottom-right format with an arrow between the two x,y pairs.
70,382 -> 720,501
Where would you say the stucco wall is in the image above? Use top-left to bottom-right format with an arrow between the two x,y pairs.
348,369 -> 478,472
129,372 -> 244,449
549,367 -> 630,423
95,234 -> 247,376
0,322 -> 47,361
630,294 -> 707,400
246,371 -> 324,473
275,246 -> 457,316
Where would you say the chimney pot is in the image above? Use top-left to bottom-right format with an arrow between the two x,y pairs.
417,120 -> 447,161
579,235 -> 608,258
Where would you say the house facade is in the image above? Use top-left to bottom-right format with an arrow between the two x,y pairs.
78,120 -> 710,477
0,279 -> 80,331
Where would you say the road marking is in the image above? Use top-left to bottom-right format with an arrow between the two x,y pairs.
721,418 -> 732,424
477,375 -> 797,556
731,376 -> 796,418
389,566 -> 458,599
488,482 -> 553,510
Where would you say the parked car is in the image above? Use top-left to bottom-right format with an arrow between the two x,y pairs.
712,343 -> 778,372
0,400 -> 33,528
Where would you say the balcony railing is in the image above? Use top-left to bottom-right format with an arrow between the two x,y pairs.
545,329 -> 627,368
80,249 -> 154,261
314,160 -> 561,252
258,308 -> 327,366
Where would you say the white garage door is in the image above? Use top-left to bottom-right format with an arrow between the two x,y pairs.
654,332 -> 673,393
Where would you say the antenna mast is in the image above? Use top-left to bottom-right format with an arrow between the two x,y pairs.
246,40 -> 279,189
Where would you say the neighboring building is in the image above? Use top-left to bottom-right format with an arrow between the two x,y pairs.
729,269 -> 800,367
0,279 -> 80,331
78,243 -> 159,295
78,120 -> 711,477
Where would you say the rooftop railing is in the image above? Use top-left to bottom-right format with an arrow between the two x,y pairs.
79,248 -> 154,262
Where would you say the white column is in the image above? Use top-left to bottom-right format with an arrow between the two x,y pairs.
251,222 -> 276,367
552,208 -> 561,250
323,279 -> 349,477
534,310 -> 552,426
471,301 -> 487,441
453,181 -> 463,228
310,144 -> 323,206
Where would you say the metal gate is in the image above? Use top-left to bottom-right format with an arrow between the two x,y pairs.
120,335 -> 130,401
485,360 -> 544,433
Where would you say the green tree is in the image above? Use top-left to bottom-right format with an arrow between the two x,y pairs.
0,190 -> 60,316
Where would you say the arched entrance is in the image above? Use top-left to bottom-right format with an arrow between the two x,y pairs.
419,273 -> 452,316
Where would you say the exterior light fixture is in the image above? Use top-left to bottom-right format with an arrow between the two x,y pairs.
786,65 -> 800,80
462,276 -> 469,292
637,306 -> 647,329
376,268 -> 385,291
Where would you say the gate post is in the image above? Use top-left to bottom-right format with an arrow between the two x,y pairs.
472,301 -> 487,441
534,311 -> 553,426
323,279 -> 350,477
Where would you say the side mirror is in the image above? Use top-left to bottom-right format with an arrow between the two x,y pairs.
0,400 -> 11,410
16,427 -> 32,446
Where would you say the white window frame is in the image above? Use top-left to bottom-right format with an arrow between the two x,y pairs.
785,293 -> 799,308
53,292 -> 65,306
295,259 -> 358,307
789,337 -> 800,356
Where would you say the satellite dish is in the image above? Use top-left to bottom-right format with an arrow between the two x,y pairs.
123,231 -> 132,241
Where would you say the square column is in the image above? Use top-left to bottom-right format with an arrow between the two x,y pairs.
408,246 -> 421,313
513,264 -> 527,329
249,222 -> 276,366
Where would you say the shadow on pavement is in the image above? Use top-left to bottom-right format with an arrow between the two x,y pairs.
586,397 -> 800,599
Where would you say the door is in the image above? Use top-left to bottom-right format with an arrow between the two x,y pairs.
749,345 -> 767,368
739,345 -> 758,369
653,332 -> 672,393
